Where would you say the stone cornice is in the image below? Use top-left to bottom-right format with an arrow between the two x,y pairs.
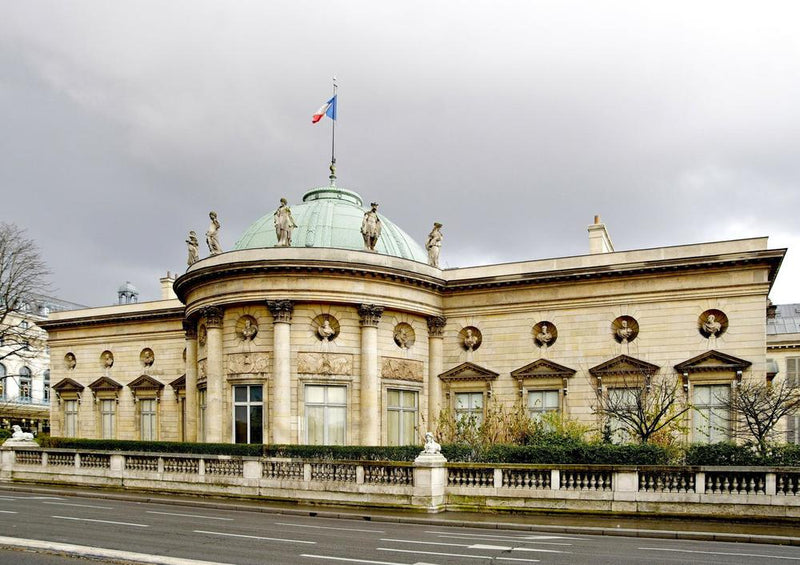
38,306 -> 184,332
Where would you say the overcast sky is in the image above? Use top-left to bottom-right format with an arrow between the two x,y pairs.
2,1 -> 799,307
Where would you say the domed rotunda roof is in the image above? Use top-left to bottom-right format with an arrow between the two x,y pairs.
234,186 -> 428,263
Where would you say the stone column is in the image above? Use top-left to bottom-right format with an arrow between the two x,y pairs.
183,318 -> 198,443
204,306 -> 224,444
427,316 -> 446,433
267,300 -> 294,444
359,304 -> 384,445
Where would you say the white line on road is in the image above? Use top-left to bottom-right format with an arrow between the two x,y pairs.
43,502 -> 114,510
378,547 -> 496,559
425,531 -> 576,544
640,547 -> 800,560
0,510 -> 18,514
300,555 -> 427,565
495,558 -> 542,563
193,529 -> 315,544
381,538 -> 566,553
148,511 -> 233,521
52,515 -> 149,527
275,521 -> 383,533
0,535 -> 235,564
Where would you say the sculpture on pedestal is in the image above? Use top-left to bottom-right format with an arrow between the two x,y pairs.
206,211 -> 222,255
361,202 -> 382,251
186,231 -> 200,265
426,222 -> 443,267
273,198 -> 297,247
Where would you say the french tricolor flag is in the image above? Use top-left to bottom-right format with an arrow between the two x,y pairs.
312,95 -> 337,123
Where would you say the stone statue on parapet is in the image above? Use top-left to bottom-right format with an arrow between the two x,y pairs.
5,425 -> 36,445
274,197 -> 297,247
186,231 -> 200,266
423,431 -> 441,455
426,222 -> 443,267
206,211 -> 222,255
361,202 -> 382,251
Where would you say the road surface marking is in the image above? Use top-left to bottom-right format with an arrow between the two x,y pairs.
52,515 -> 149,527
378,547 -> 496,559
0,535 -> 234,565
193,529 -> 315,544
148,511 -> 233,521
300,555 -> 423,565
0,510 -> 18,514
426,531 -> 576,544
640,547 -> 800,560
495,559 -> 542,563
275,521 -> 383,533
43,502 -> 114,510
381,538 -> 466,547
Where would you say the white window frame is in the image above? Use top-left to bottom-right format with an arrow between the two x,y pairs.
387,389 -> 418,446
527,389 -> 560,420
64,400 -> 78,437
232,384 -> 264,444
693,384 -> 731,443
304,385 -> 347,446
198,388 -> 207,443
454,391 -> 484,426
100,399 -> 115,439
140,399 -> 157,441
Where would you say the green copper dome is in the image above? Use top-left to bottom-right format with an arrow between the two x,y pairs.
233,186 -> 429,263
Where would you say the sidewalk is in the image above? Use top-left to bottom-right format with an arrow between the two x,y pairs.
3,482 -> 799,546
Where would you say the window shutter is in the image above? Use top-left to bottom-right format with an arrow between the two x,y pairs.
787,415 -> 797,444
789,358 -> 799,387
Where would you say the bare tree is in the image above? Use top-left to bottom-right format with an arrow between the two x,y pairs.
0,222 -> 50,364
594,372 -> 690,444
723,378 -> 800,457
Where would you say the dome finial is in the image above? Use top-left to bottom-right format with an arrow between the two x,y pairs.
329,161 -> 337,187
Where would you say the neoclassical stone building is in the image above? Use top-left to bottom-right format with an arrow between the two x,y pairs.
42,183 -> 786,445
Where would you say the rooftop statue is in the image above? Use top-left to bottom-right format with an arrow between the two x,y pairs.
426,222 -> 443,267
274,198 -> 297,247
361,202 -> 382,251
186,231 -> 200,266
206,211 -> 222,255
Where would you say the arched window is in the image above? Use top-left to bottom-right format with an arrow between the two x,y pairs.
19,366 -> 31,403
0,363 -> 6,400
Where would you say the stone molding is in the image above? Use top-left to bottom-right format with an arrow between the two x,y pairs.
267,300 -> 294,323
426,316 -> 447,338
358,304 -> 384,327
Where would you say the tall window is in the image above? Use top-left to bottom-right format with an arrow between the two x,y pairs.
64,400 -> 78,437
0,363 -> 5,401
787,359 -> 800,443
693,384 -> 730,443
233,385 -> 263,444
100,399 -> 115,439
140,399 -> 157,441
18,367 -> 31,403
528,390 -> 559,419
607,388 -> 637,443
455,392 -> 484,426
198,389 -> 207,442
43,370 -> 50,402
387,389 -> 418,445
305,385 -> 346,445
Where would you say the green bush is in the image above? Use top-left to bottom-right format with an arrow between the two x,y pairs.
0,428 -> 11,440
265,444 -> 420,461
38,437 -> 262,456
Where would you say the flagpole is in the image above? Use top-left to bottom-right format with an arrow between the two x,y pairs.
329,76 -> 337,186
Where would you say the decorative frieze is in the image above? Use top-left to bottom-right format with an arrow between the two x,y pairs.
297,352 -> 353,375
267,300 -> 294,323
358,304 -> 384,327
226,352 -> 270,375
381,357 -> 423,382
426,316 -> 446,338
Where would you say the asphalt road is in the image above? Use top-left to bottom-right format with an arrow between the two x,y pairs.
0,486 -> 799,564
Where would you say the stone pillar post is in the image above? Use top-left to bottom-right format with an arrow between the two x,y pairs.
204,307 -> 224,444
183,318 -> 198,443
427,316 -> 446,432
268,300 -> 294,444
359,304 -> 384,445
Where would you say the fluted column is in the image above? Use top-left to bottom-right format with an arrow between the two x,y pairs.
268,300 -> 294,444
426,316 -> 446,433
204,306 -> 224,444
359,304 -> 384,445
183,318 -> 198,442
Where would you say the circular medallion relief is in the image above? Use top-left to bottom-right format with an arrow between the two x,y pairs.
612,316 -> 639,344
532,321 -> 557,348
237,315 -> 258,341
393,323 -> 415,349
313,314 -> 340,342
699,309 -> 728,338
140,348 -> 155,367
100,350 -> 114,368
64,352 -> 77,371
459,326 -> 482,351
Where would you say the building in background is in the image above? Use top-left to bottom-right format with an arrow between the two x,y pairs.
41,182 -> 786,445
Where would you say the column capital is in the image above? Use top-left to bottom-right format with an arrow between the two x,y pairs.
203,306 -> 223,328
183,319 -> 198,339
358,304 -> 384,327
267,300 -> 294,323
426,315 -> 447,338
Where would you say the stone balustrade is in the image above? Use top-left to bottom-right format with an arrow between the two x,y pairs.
3,445 -> 800,519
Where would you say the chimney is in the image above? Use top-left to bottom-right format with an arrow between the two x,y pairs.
160,271 -> 177,300
588,215 -> 614,254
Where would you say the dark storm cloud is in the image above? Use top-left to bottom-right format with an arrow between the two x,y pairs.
1,1 -> 799,305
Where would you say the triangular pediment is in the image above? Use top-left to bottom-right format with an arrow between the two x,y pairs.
438,362 -> 499,383
511,359 -> 576,381
52,378 -> 84,393
127,374 -> 165,391
170,374 -> 186,391
87,376 -> 123,392
589,355 -> 660,377
674,350 -> 752,374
